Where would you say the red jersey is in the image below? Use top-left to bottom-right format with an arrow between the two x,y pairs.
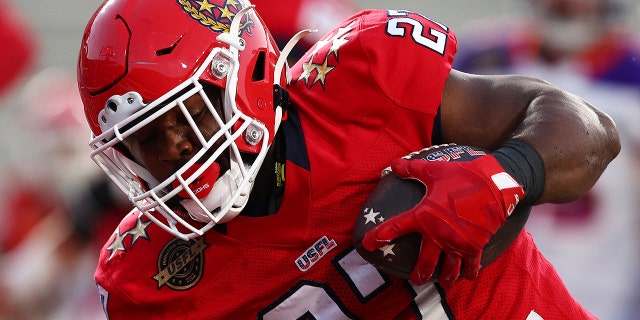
95,10 -> 595,319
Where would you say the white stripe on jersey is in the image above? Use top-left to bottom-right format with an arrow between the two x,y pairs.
411,282 -> 451,319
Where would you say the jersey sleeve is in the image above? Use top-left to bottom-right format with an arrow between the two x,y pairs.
291,9 -> 457,116
358,10 -> 457,113
288,10 -> 457,192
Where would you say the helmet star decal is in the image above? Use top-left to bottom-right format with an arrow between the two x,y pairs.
177,0 -> 254,35
297,21 -> 356,88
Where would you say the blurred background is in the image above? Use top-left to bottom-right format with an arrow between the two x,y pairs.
0,0 -> 638,319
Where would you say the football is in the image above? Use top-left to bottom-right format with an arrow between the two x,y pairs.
353,144 -> 531,280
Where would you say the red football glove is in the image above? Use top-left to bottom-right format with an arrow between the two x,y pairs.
361,154 -> 525,287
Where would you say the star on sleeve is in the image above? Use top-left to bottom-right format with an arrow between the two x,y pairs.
128,217 -> 152,246
106,228 -> 128,261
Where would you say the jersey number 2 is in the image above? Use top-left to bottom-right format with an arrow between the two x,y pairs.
386,10 -> 448,55
259,248 -> 449,319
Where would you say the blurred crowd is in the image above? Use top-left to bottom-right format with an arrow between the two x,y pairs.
454,1 -> 640,319
0,1 -> 127,319
0,0 -> 638,319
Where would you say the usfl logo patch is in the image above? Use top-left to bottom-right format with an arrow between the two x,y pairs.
153,237 -> 209,290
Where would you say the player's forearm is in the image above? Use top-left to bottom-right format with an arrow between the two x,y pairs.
441,71 -> 619,204
512,85 -> 620,204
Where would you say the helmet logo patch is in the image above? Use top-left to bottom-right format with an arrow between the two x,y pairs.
177,0 -> 255,35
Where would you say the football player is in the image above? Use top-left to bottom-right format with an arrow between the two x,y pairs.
78,1 -> 619,319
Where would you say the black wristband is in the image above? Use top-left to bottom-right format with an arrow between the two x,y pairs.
491,139 -> 545,205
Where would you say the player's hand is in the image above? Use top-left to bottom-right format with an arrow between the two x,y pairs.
361,154 -> 524,287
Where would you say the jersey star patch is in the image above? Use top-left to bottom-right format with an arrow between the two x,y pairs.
296,21 -> 356,88
105,214 -> 152,260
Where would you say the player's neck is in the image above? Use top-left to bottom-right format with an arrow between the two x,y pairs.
241,134 -> 285,217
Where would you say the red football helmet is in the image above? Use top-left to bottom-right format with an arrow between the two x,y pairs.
78,0 -> 308,239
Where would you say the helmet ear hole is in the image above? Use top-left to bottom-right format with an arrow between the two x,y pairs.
252,51 -> 266,81
106,99 -> 119,112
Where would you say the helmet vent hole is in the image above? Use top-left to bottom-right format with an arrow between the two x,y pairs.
252,51 -> 266,81
156,36 -> 183,56
156,45 -> 176,56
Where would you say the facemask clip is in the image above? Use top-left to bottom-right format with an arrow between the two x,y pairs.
244,120 -> 265,146
211,51 -> 233,79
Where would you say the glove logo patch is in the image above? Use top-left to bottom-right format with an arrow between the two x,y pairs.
418,144 -> 487,162
490,172 -> 522,216
491,172 -> 520,190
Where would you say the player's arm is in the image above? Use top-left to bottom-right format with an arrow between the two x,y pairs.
362,69 -> 620,287
439,69 -> 620,204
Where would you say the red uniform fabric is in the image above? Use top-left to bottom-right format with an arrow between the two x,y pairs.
95,10 -> 594,319
0,1 -> 36,98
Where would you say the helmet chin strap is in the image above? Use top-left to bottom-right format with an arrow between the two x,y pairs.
274,28 -> 318,87
272,28 -> 317,132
